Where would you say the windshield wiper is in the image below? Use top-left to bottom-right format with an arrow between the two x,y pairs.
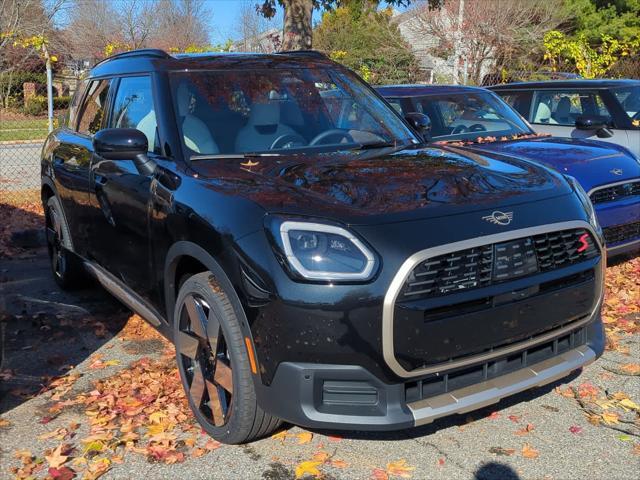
190,152 -> 282,161
350,140 -> 400,150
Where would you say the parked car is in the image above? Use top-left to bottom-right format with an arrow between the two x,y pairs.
377,84 -> 640,257
488,79 -> 640,158
43,49 -> 606,444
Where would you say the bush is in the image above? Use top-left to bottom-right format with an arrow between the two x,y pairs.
0,71 -> 47,107
22,95 -> 70,116
23,95 -> 47,116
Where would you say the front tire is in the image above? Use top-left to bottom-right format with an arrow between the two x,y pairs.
174,272 -> 281,444
45,196 -> 84,289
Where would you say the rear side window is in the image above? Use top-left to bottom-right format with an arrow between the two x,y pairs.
67,80 -> 88,130
109,76 -> 158,153
77,79 -> 111,135
530,90 -> 612,126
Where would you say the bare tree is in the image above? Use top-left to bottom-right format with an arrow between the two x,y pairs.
119,0 -> 158,49
65,0 -> 121,62
407,0 -> 567,84
152,0 -> 211,51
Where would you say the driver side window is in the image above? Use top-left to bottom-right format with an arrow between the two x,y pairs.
109,76 -> 158,153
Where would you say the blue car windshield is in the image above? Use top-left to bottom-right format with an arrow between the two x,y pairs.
414,92 -> 534,141
169,68 -> 418,157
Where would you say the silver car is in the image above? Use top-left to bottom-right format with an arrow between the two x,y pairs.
490,79 -> 640,158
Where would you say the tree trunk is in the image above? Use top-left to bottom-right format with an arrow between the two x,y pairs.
281,0 -> 313,50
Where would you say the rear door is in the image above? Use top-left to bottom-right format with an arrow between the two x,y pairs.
527,89 -> 630,149
87,75 -> 160,302
50,79 -> 111,257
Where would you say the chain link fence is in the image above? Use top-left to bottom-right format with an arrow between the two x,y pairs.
0,110 -> 53,204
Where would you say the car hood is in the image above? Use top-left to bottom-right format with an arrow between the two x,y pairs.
190,145 -> 571,225
461,137 -> 640,191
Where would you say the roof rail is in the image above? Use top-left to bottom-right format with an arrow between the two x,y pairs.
276,50 -> 327,59
93,48 -> 170,68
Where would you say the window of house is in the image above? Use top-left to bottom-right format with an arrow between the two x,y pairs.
77,79 -> 110,135
109,76 -> 158,153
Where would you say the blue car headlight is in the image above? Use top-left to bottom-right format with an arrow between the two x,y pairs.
278,221 -> 377,281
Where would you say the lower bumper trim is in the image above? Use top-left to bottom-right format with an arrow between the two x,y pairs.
408,345 -> 595,426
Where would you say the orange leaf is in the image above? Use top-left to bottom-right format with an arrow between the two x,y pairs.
312,451 -> 330,462
332,459 -> 348,469
371,468 -> 390,480
386,459 -> 415,478
204,439 -> 221,451
296,431 -> 313,444
191,447 -> 206,458
521,443 -> 539,459
621,363 -> 640,375
295,461 -> 322,479
271,430 -> 288,443
515,423 -> 535,436
601,412 -> 620,425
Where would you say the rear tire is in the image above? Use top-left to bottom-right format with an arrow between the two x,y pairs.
174,271 -> 281,444
45,196 -> 84,289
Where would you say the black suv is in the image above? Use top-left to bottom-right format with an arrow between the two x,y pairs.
42,49 -> 605,444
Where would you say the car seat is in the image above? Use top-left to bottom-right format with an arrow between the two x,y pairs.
533,102 -> 558,124
553,97 -> 572,124
234,101 -> 297,152
176,82 -> 219,154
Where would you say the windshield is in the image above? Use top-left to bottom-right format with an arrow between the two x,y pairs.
413,92 -> 533,141
169,68 -> 418,157
611,86 -> 640,123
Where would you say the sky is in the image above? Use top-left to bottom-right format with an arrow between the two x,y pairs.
206,0 -> 410,44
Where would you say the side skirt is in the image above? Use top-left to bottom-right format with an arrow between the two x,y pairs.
83,261 -> 164,327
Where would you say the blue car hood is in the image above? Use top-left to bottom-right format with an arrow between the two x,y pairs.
461,137 -> 640,191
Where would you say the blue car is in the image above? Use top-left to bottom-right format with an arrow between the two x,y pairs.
377,85 -> 640,257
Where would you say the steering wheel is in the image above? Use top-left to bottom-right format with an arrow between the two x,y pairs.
468,123 -> 487,132
309,129 -> 354,146
270,134 -> 306,150
451,125 -> 468,134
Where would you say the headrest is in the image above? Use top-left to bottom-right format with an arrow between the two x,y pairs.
556,97 -> 571,117
281,101 -> 304,126
534,102 -> 552,122
176,82 -> 193,117
248,102 -> 280,126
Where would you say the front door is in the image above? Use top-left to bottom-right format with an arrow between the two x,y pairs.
88,75 -> 160,303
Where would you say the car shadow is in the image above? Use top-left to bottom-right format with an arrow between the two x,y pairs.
302,368 -> 582,442
0,202 -> 131,414
474,462 -> 522,480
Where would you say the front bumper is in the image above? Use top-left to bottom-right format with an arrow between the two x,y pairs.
255,316 -> 604,430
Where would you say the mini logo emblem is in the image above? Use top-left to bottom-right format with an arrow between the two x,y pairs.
610,168 -> 623,175
482,211 -> 513,225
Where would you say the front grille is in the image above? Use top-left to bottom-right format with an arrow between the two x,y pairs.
404,325 -> 587,403
603,221 -> 640,245
590,181 -> 640,204
401,228 -> 598,300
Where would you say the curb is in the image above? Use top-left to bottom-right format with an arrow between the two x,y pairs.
0,139 -> 46,146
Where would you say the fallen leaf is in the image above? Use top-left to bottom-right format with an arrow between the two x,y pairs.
507,415 -> 521,423
271,430 -> 288,443
0,417 -> 10,427
489,446 -> 515,456
48,466 -> 75,480
386,459 -> 415,478
45,444 -> 70,469
488,411 -> 501,420
191,447 -> 206,458
569,425 -> 582,434
618,398 -> 639,412
328,435 -> 342,442
204,439 -> 221,451
617,434 -> 632,442
438,458 -> 445,466
296,431 -> 313,444
83,457 -> 111,480
371,468 -> 390,480
601,412 -> 620,425
312,451 -> 330,462
620,363 -> 640,375
332,459 -> 348,469
295,461 -> 322,479
515,423 -> 535,436
521,443 -> 539,459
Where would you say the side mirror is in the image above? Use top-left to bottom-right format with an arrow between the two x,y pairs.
575,115 -> 613,138
405,112 -> 432,141
93,128 -> 156,175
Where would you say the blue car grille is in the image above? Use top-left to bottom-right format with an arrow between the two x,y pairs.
603,221 -> 640,245
590,181 -> 640,204
400,228 -> 598,300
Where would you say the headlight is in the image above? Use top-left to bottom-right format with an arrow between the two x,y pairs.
278,221 -> 376,281
566,175 -> 599,230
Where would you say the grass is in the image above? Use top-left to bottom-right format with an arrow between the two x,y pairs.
0,118 -> 48,142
